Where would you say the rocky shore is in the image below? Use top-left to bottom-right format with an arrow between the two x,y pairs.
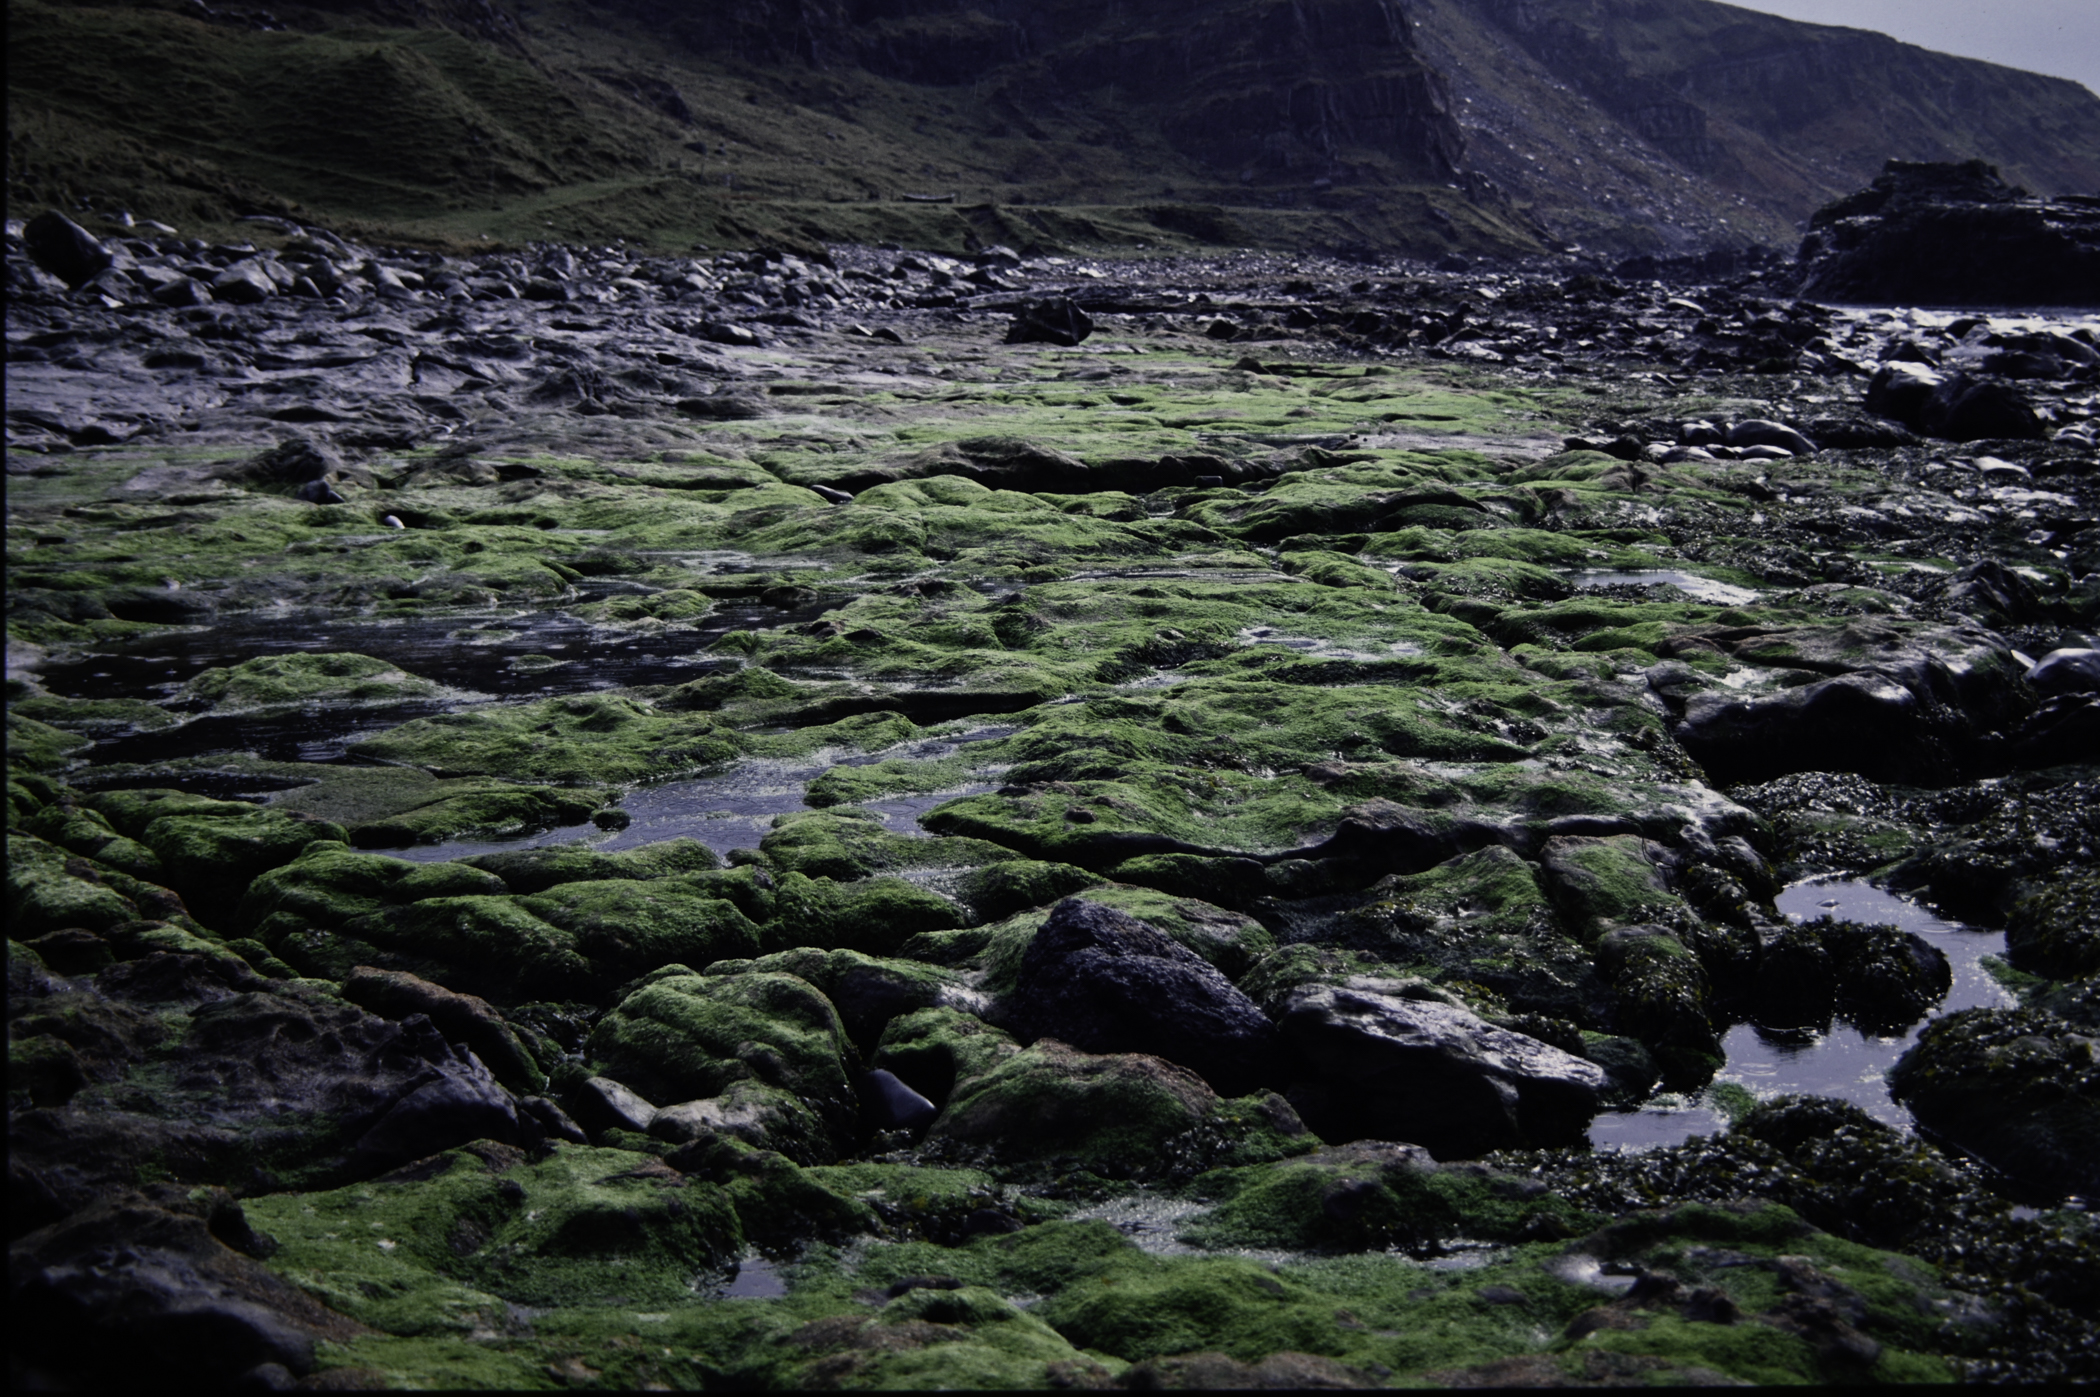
7,184 -> 2098,1388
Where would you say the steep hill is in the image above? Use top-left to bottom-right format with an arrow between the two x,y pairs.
8,0 -> 2099,256
1413,0 -> 2100,252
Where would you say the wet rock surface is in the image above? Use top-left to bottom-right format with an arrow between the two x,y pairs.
7,196 -> 2099,1385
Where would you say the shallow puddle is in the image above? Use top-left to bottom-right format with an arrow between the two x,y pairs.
1588,877 -> 2011,1152
719,1253 -> 787,1299
1564,569 -> 1761,605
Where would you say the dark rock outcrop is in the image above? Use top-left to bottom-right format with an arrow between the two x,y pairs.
1277,981 -> 1606,1159
1888,1006 -> 2100,1197
1005,297 -> 1093,346
1800,160 -> 2100,307
1010,897 -> 1276,1098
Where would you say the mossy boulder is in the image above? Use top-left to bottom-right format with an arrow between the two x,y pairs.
243,1144 -> 744,1319
2005,871 -> 2100,981
340,879 -> 763,1002
587,971 -> 857,1149
7,832 -> 150,937
697,947 -> 970,1052
1536,835 -> 1682,940
457,837 -> 721,893
20,803 -> 165,881
239,842 -> 509,937
1887,1006 -> 2100,1197
179,652 -> 441,710
770,871 -> 964,956
951,859 -> 1105,922
870,1005 -> 1023,1109
928,1038 -> 1217,1172
140,808 -> 350,925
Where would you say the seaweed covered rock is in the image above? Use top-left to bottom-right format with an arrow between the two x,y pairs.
1888,1007 -> 2100,1196
585,970 -> 857,1155
2005,871 -> 2100,982
1009,897 -> 1277,1097
928,1038 -> 1217,1172
1277,981 -> 1606,1158
1596,926 -> 1719,1088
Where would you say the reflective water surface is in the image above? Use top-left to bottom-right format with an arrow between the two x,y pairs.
1588,878 -> 2011,1152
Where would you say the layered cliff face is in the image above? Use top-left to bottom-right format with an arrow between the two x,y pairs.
624,0 -> 1467,186
1411,0 -> 2100,252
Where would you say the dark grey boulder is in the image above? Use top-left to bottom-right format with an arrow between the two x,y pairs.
566,1075 -> 658,1136
211,263 -> 277,305
1821,921 -> 1951,1034
2027,648 -> 2100,698
1747,923 -> 1837,1029
1005,297 -> 1094,347
1864,361 -> 1943,428
1672,623 -> 2031,785
8,1189 -> 361,1387
1276,982 -> 1606,1159
347,1041 -> 526,1171
24,211 -> 114,289
1010,897 -> 1276,1098
859,1067 -> 938,1132
1923,374 -> 2043,441
1726,419 -> 1816,455
341,965 -> 543,1092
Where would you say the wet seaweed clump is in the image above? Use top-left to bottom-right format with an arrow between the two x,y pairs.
1498,1094 -> 2100,1382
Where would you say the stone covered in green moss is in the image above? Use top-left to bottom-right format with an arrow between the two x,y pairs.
179,651 -> 442,710
1887,1006 -> 2100,1197
587,971 -> 857,1151
929,1037 -> 1217,1172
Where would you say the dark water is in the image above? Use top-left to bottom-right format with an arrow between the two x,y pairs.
39,598 -> 830,709
1588,879 -> 2011,1152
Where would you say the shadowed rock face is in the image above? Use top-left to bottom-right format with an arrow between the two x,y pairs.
1279,982 -> 1607,1158
624,0 -> 1466,184
1011,897 -> 1278,1098
1800,160 -> 2100,308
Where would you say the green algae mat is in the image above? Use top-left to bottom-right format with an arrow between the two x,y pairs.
10,315 -> 2097,1387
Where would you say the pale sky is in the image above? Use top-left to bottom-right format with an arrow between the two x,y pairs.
1722,0 -> 2100,96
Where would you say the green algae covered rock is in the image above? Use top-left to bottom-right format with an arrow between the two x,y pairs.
459,837 -> 722,893
7,831 -> 148,937
239,841 -> 509,936
697,947 -> 971,1051
20,802 -> 165,881
871,1005 -> 1023,1110
1888,1006 -> 2100,1197
140,807 -> 349,923
179,651 -> 441,710
770,870 -> 964,956
243,1143 -> 744,1321
929,1037 -> 1217,1172
334,875 -> 766,1001
587,971 -> 856,1149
